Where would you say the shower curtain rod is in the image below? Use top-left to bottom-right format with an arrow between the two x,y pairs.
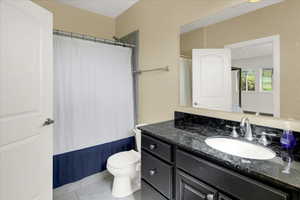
53,29 -> 135,48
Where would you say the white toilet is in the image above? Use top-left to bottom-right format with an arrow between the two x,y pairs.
107,126 -> 143,198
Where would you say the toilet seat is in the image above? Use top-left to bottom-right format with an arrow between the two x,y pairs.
107,150 -> 140,169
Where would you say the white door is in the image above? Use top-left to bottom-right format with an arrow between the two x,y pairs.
192,49 -> 232,112
0,1 -> 53,200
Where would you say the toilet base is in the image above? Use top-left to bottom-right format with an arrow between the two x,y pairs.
111,175 -> 141,198
112,176 -> 132,198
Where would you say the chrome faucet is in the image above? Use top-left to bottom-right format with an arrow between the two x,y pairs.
240,117 -> 254,141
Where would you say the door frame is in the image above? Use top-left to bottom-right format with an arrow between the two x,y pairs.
225,35 -> 280,118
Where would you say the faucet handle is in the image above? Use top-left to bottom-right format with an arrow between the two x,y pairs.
226,125 -> 237,129
258,132 -> 277,146
226,125 -> 239,138
257,132 -> 277,137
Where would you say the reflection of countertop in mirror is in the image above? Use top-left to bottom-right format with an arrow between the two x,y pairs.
139,120 -> 300,191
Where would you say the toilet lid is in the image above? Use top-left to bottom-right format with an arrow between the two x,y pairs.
108,150 -> 140,168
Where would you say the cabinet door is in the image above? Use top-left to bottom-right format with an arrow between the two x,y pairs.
177,170 -> 217,200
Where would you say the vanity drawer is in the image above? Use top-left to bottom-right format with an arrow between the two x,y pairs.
176,150 -> 288,200
142,180 -> 168,200
142,134 -> 172,162
142,150 -> 173,199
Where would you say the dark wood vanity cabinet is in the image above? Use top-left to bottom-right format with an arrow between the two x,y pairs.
176,150 -> 288,200
141,133 -> 297,200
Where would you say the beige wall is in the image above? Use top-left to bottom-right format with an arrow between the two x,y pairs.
181,0 -> 300,121
32,0 -> 115,39
181,28 -> 205,56
116,0 -> 300,131
116,0 -> 247,123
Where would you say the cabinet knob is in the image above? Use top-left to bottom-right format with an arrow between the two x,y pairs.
149,144 -> 156,150
194,102 -> 198,106
149,169 -> 156,176
207,194 -> 214,200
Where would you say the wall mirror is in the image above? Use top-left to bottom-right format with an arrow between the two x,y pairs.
179,0 -> 299,120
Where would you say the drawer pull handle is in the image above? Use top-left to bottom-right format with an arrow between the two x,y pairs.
149,169 -> 156,176
207,194 -> 214,200
149,144 -> 156,150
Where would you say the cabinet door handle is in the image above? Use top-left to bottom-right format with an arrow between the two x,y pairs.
207,194 -> 214,200
149,169 -> 156,176
149,144 -> 156,150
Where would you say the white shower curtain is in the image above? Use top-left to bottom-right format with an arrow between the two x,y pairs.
53,35 -> 134,155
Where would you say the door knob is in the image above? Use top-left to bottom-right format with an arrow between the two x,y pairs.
43,118 -> 55,126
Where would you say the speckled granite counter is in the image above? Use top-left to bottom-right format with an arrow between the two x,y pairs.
139,120 -> 300,192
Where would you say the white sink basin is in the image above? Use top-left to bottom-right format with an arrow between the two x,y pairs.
205,137 -> 276,160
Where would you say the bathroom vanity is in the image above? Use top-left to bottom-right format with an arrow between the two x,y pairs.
140,112 -> 300,200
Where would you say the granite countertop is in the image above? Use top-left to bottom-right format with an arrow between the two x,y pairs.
139,120 -> 300,191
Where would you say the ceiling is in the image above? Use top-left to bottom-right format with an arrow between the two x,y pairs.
56,0 -> 139,18
231,43 -> 273,60
181,0 -> 284,34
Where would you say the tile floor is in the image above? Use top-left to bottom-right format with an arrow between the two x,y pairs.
53,172 -> 141,200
